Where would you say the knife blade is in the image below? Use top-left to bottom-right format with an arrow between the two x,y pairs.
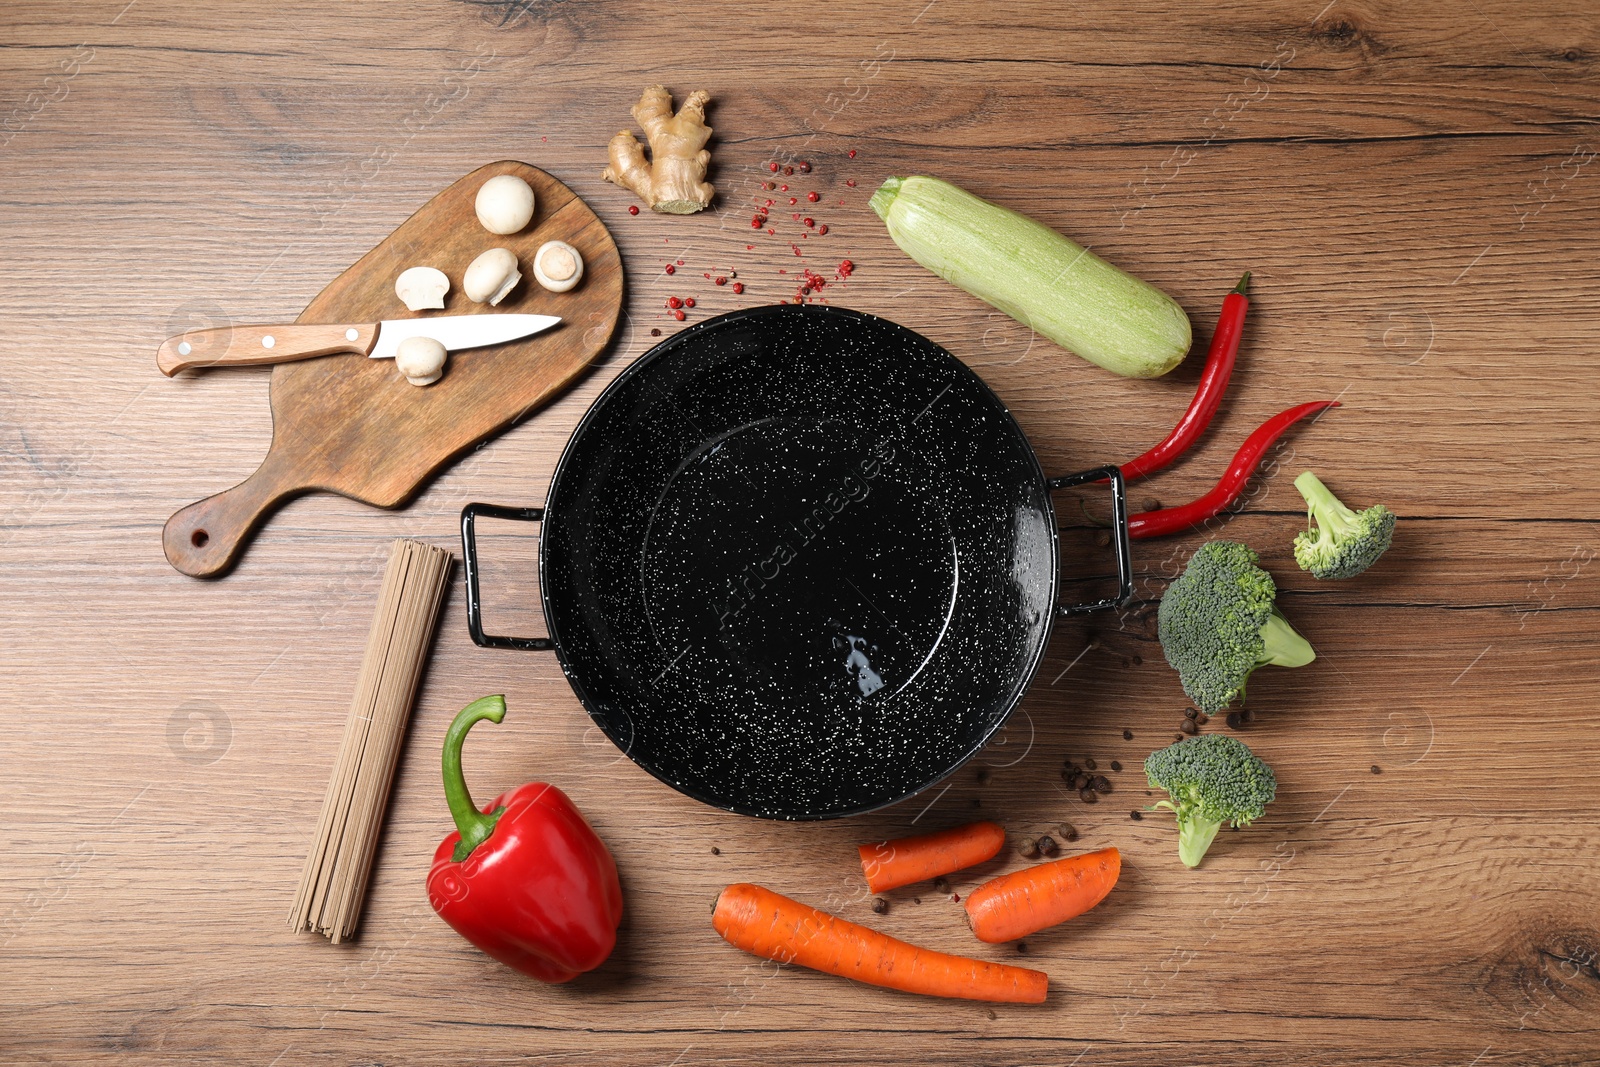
367,314 -> 561,360
157,314 -> 562,377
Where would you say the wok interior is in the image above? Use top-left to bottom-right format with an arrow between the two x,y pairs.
541,305 -> 1059,819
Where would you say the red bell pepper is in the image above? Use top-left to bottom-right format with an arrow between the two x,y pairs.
426,695 -> 623,983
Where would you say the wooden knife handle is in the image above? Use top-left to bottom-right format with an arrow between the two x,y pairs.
157,322 -> 377,376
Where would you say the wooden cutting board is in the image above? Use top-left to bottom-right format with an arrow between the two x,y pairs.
161,161 -> 623,578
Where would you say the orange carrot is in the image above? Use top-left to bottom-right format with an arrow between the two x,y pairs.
964,847 -> 1121,944
712,883 -> 1048,1004
857,820 -> 1006,894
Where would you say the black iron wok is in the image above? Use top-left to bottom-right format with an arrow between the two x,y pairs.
462,304 -> 1130,820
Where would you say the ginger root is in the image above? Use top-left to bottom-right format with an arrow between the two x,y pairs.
601,85 -> 715,215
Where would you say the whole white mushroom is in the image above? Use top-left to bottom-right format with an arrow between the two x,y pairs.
462,248 -> 522,306
532,240 -> 584,293
395,335 -> 447,386
474,175 -> 535,235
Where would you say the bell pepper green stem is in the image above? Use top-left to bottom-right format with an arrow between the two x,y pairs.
443,695 -> 509,863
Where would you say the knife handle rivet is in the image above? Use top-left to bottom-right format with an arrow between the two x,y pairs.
346,328 -> 360,342
177,341 -> 192,356
262,334 -> 276,349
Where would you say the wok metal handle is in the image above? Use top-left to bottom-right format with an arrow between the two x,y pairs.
460,502 -> 555,651
1046,464 -> 1132,615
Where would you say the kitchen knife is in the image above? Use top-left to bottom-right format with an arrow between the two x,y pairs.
156,313 -> 562,377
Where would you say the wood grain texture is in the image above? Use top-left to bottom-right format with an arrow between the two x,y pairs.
161,160 -> 623,577
2,0 -> 1598,1065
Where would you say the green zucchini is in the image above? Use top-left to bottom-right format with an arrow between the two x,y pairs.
870,175 -> 1191,378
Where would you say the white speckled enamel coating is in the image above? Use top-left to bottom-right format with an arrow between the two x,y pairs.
529,305 -> 1068,819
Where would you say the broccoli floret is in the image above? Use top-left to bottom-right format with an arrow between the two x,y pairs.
1292,471 -> 1397,580
1157,540 -> 1314,713
1145,734 -> 1277,867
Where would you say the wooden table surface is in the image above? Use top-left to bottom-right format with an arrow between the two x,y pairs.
4,1 -> 1597,1063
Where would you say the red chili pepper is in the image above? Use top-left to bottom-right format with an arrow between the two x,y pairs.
1127,400 -> 1339,539
426,696 -> 623,983
1122,272 -> 1251,481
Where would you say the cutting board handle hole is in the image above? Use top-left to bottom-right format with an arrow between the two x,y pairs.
190,529 -> 210,548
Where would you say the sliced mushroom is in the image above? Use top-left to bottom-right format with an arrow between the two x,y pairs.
395,335 -> 447,386
532,240 -> 584,293
462,248 -> 521,306
474,174 -> 536,235
394,266 -> 449,311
